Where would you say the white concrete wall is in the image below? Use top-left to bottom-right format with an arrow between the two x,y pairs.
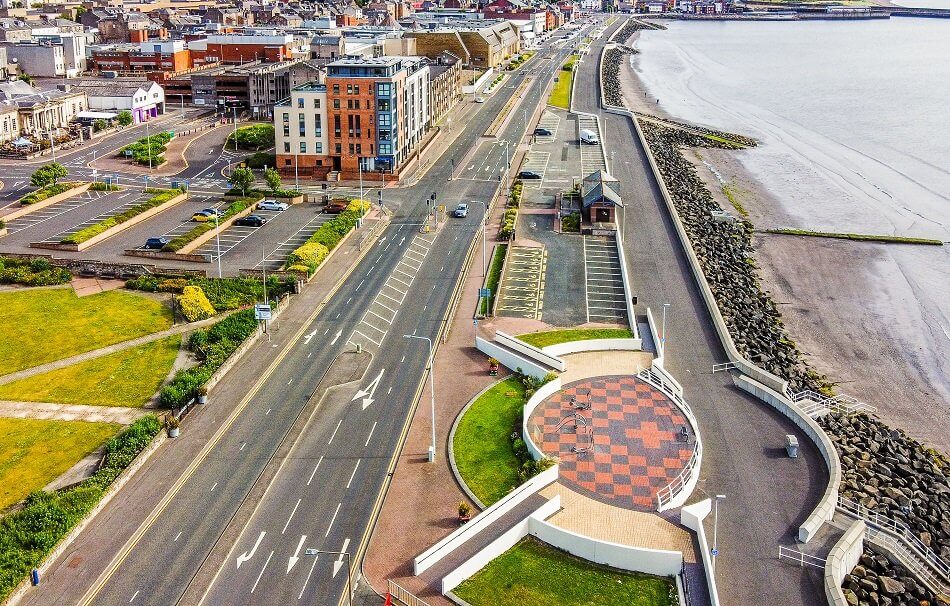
681,499 -> 721,606
542,337 -> 642,357
475,335 -> 549,380
825,520 -> 866,606
529,517 -> 682,577
462,67 -> 495,95
414,464 -> 559,576
496,330 -> 566,371
646,306 -> 664,363
522,377 -> 563,461
614,221 -> 640,338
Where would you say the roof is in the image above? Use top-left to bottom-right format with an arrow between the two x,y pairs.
71,79 -> 160,97
581,170 -> 622,208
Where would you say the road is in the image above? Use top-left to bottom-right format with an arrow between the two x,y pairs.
75,32 -> 584,606
574,18 -> 828,605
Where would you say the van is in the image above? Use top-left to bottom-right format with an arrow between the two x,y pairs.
580,129 -> 599,145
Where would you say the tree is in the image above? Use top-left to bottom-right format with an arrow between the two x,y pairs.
30,163 -> 68,187
263,167 -> 281,193
228,167 -> 254,196
116,111 -> 133,127
93,119 -> 107,133
17,72 -> 33,85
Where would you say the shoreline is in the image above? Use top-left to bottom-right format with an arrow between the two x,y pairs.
618,26 -> 949,452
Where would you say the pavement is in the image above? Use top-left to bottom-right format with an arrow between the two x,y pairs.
0,401 -> 149,425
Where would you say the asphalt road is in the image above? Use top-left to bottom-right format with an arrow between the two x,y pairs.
81,31 -> 584,606
574,19 -> 827,605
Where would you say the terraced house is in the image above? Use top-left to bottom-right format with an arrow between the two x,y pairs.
275,55 -> 430,181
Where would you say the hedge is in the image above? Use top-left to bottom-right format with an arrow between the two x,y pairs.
89,182 -> 120,192
283,199 -> 367,274
0,257 -> 71,286
0,415 -> 161,600
61,188 -> 184,245
226,124 -> 275,151
177,285 -> 215,322
120,132 -> 173,166
126,275 -> 295,311
159,308 -> 260,408
245,152 -> 276,169
162,195 -> 262,252
18,182 -> 82,206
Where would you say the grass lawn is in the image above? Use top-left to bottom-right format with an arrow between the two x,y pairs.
0,288 -> 173,375
517,328 -> 633,349
0,417 -> 121,510
454,537 -> 676,606
0,335 -> 181,408
480,243 -> 507,316
548,57 -> 576,109
453,377 -> 525,505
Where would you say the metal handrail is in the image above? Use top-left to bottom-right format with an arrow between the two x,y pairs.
778,545 -> 826,569
790,390 -> 877,417
865,527 -> 949,596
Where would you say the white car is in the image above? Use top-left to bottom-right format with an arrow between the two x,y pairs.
475,96 -> 486,104
454,203 -> 469,218
257,199 -> 289,211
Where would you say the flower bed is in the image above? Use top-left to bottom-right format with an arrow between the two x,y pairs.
119,131 -> 173,166
18,182 -> 82,206
162,195 -> 261,252
61,188 -> 184,245
284,199 -> 368,275
126,275 -> 295,311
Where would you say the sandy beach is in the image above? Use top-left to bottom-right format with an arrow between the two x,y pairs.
617,29 -> 950,452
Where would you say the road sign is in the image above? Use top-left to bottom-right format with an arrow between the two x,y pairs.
711,549 -> 719,556
254,304 -> 272,321
479,288 -> 491,298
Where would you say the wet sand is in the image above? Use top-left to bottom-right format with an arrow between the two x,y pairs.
616,33 -> 950,452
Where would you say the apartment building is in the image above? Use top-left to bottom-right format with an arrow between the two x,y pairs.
275,55 -> 430,181
3,32 -> 86,77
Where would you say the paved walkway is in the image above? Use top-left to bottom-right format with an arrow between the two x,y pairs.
71,277 -> 127,297
0,313 -> 222,386
0,400 -> 148,424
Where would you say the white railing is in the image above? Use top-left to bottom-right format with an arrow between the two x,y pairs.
388,580 -> 433,606
837,495 -> 950,586
711,362 -> 737,373
778,545 -> 826,569
790,390 -> 877,418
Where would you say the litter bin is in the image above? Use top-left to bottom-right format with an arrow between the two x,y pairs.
785,434 -> 799,458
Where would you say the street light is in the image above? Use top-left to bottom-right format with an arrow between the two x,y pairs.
214,212 -> 222,279
145,118 -> 152,169
712,494 -> 726,572
404,334 -> 436,462
661,303 -> 670,355
474,200 -> 487,277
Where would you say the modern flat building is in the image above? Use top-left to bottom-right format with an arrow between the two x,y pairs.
275,55 -> 431,181
90,39 -> 192,74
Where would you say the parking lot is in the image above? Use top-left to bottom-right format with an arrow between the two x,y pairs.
584,235 -> 627,323
520,151 -> 550,190
35,189 -> 149,246
578,114 -> 607,176
192,207 -> 284,261
253,213 -> 332,271
534,111 -> 561,144
2,190 -> 102,235
496,245 -> 546,320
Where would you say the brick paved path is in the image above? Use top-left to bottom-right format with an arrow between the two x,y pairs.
528,375 -> 695,510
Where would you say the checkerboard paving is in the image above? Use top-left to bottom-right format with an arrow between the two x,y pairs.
527,375 -> 696,510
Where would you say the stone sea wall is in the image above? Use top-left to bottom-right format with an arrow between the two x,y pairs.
844,545 -> 940,606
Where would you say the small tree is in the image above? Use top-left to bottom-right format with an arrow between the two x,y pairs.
93,119 -> 107,132
116,110 -> 133,127
228,167 -> 254,196
263,167 -> 281,193
17,72 -> 33,85
30,163 -> 67,187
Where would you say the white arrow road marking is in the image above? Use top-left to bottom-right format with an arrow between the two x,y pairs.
351,368 -> 385,410
236,531 -> 266,569
399,236 -> 406,246
332,539 -> 351,578
287,534 -> 307,573
302,329 -> 318,345
330,330 -> 342,346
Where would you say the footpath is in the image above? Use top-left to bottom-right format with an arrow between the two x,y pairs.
16,211 -> 388,606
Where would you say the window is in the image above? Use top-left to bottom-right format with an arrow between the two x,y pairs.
335,143 -> 341,154
354,85 -> 359,95
283,125 -> 290,137
370,143 -> 374,154
316,142 -> 323,153
346,84 -> 352,94
282,113 -> 289,122
376,82 -> 391,96
349,144 -> 354,154
315,115 -> 321,127
332,84 -> 340,93
285,158 -> 291,166
333,99 -> 340,109
284,142 -> 290,152
313,98 -> 320,108
378,99 -> 390,111
355,143 -> 361,154
297,98 -> 304,108
300,141 -> 306,153
378,113 -> 391,127
379,143 -> 392,155
347,99 -> 353,109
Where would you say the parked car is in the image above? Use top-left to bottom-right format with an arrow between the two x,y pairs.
534,127 -> 553,136
200,208 -> 221,217
192,211 -> 215,222
454,203 -> 469,218
475,96 -> 486,103
324,199 -> 348,214
518,170 -> 542,180
143,237 -> 168,250
235,214 -> 267,227
257,199 -> 289,212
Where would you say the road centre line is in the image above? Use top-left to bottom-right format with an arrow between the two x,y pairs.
325,503 -> 342,537
346,460 -> 361,489
307,456 -> 324,486
250,550 -> 274,594
328,420 -> 343,444
282,498 -> 302,534
365,421 -> 377,446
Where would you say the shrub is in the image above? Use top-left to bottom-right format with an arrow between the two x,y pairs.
285,242 -> 328,273
30,163 -> 68,187
177,285 -> 215,322
245,152 -> 276,169
561,212 -> 580,232
0,257 -> 71,286
157,278 -> 188,293
124,275 -> 159,291
283,199 -> 367,274
18,182 -> 80,206
127,275 -> 295,311
226,124 -> 275,151
61,188 -> 184,245
89,181 -> 120,191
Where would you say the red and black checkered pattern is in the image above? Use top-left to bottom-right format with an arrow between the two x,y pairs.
527,375 -> 695,510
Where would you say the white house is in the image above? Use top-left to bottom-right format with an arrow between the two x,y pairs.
70,79 -> 165,123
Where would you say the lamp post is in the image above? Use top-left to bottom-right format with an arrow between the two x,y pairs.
304,549 -> 352,606
712,494 -> 726,572
214,212 -> 222,279
661,302 -> 670,355
145,118 -> 152,169
232,106 -> 238,152
404,335 -> 436,462
475,200 -> 487,277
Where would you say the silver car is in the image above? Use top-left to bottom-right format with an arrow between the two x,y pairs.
257,199 -> 289,211
454,203 -> 469,218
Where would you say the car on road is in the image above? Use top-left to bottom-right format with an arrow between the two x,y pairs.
475,96 -> 485,103
518,170 -> 542,180
235,214 -> 267,227
143,237 -> 168,250
257,199 -> 289,212
534,127 -> 553,136
453,203 -> 469,218
192,210 -> 216,222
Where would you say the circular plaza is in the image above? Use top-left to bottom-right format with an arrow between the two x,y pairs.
525,374 -> 698,511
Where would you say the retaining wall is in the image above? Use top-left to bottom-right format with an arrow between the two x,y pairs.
475,335 -> 550,380
681,499 -> 721,606
522,377 -> 563,461
495,330 -> 566,371
825,520 -> 866,606
542,337 -> 642,357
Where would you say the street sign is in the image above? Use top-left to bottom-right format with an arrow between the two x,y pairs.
254,304 -> 272,321
711,549 -> 719,556
479,288 -> 491,298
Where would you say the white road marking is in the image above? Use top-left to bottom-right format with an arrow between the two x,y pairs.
307,456 -> 324,486
332,538 -> 351,577
282,498 -> 302,534
325,502 -> 342,537
129,591 -> 139,603
328,419 -> 343,444
250,550 -> 274,594
236,531 -> 266,569
174,531 -> 182,541
307,352 -> 312,358
210,482 -> 218,492
330,330 -> 342,345
287,534 -> 307,573
365,421 -> 377,446
240,442 -> 246,451
287,379 -> 293,385
346,460 -> 361,489
298,554 -> 320,599
387,386 -> 392,394
266,408 -> 272,415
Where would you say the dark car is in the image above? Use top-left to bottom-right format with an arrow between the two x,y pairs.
518,170 -> 542,179
235,214 -> 267,227
143,237 -> 168,250
534,127 -> 552,136
324,199 -> 349,214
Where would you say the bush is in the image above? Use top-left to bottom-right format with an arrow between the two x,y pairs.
18,182 -> 80,206
285,242 -> 328,273
89,181 -> 120,192
177,285 -> 215,322
226,124 -> 275,151
120,131 -> 173,166
61,188 -> 184,245
30,163 -> 67,187
283,199 -> 367,274
561,212 -> 580,232
0,257 -> 72,286
245,152 -> 276,169
116,110 -> 133,126
127,275 -> 295,311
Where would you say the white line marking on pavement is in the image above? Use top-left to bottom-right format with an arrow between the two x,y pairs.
250,550 -> 274,594
365,421 -> 377,446
347,459 -> 361,489
400,355 -> 406,363
387,385 -> 392,394
307,456 -> 323,486
287,534 -> 307,573
287,379 -> 293,385
298,553 -> 319,599
346,296 -> 352,305
357,279 -> 365,290
174,531 -> 182,542
236,531 -> 266,569
129,591 -> 139,603
282,498 -> 302,534
330,329 -> 342,345
307,352 -> 312,358
266,408 -> 272,415
325,503 -> 342,537
240,442 -> 246,451
328,420 -> 343,444
210,482 -> 218,492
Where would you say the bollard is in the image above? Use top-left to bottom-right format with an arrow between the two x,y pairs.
31,569 -> 39,586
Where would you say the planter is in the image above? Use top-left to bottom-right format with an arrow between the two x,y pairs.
0,227 -> 7,238
458,514 -> 472,525
178,197 -> 262,255
167,427 -> 180,438
1,182 -> 91,222
276,195 -> 305,205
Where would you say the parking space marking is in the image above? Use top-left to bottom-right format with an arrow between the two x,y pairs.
4,191 -> 102,234
535,110 -> 561,144
254,212 -> 331,270
38,190 -> 143,244
521,151 -> 551,189
584,235 -> 628,323
193,209 -> 281,260
497,246 -> 546,320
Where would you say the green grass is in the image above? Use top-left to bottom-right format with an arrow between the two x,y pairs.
480,244 -> 508,316
453,377 -> 525,505
0,417 -> 121,510
763,228 -> 943,246
721,182 -> 749,218
517,328 -> 633,349
454,537 -> 676,606
0,335 -> 181,408
548,58 -> 576,109
0,289 -> 173,375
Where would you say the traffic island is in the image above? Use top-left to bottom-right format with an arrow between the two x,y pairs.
0,181 -> 91,224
